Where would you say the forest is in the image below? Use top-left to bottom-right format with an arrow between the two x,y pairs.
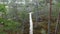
0,0 -> 60,34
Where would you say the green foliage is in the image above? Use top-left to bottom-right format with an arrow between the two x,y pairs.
0,31 -> 7,34
0,18 -> 21,31
20,10 -> 28,20
56,3 -> 60,7
0,4 -> 6,13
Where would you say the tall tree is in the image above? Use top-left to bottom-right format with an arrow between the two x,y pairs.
48,0 -> 52,34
